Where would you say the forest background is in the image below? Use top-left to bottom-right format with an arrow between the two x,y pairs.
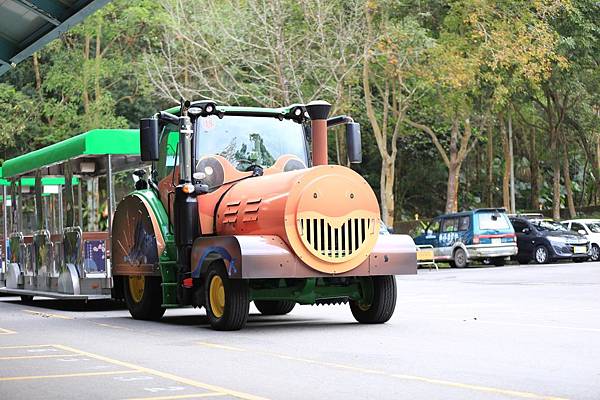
0,0 -> 599,229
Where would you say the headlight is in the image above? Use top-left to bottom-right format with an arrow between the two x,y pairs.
547,236 -> 567,244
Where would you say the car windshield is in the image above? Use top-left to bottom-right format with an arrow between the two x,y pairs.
477,212 -> 510,230
586,222 -> 600,233
195,115 -> 307,171
531,220 -> 567,232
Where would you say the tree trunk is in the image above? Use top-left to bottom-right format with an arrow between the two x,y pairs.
487,122 -> 493,207
380,156 -> 395,227
550,130 -> 561,220
499,115 -> 510,210
529,128 -> 540,210
562,139 -> 576,218
446,163 -> 460,213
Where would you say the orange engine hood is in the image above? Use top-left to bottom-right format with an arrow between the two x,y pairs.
216,165 -> 380,274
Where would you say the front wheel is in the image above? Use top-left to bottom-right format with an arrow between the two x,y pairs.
589,244 -> 599,262
534,245 -> 550,264
205,261 -> 249,331
124,275 -> 165,321
350,276 -> 397,324
255,300 -> 295,315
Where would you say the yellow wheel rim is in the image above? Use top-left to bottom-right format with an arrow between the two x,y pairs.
209,275 -> 225,318
128,275 -> 145,304
358,302 -> 371,311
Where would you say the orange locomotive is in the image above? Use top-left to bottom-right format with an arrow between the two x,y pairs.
111,100 -> 417,330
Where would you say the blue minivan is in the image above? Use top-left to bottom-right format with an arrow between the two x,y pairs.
414,208 -> 517,267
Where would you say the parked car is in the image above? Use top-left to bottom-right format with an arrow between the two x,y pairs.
509,217 -> 590,264
561,219 -> 600,262
414,209 -> 517,268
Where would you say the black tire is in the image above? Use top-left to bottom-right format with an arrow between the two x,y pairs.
589,244 -> 599,262
20,295 -> 34,303
517,256 -> 530,265
573,257 -> 588,263
533,245 -> 550,264
492,257 -> 506,267
255,300 -> 295,315
350,276 -> 397,324
124,275 -> 165,321
452,248 -> 469,268
205,261 -> 249,331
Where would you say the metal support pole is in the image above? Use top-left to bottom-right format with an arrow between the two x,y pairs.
106,154 -> 114,278
508,114 -> 516,214
77,181 -> 83,228
2,186 -> 7,272
57,187 -> 64,233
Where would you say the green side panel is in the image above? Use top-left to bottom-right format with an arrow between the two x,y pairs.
2,129 -> 140,178
249,278 -> 366,305
129,189 -> 178,307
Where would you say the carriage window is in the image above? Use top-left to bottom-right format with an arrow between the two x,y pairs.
157,124 -> 179,181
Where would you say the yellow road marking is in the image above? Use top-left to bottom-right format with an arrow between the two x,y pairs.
23,310 -> 73,320
0,370 -> 136,382
196,342 -> 245,352
0,354 -> 83,361
194,343 -> 566,400
125,393 -> 227,400
93,322 -> 133,331
0,327 -> 16,335
391,374 -> 566,400
0,344 -> 54,350
52,344 -> 268,400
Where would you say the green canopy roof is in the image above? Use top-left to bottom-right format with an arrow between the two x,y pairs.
2,129 -> 140,178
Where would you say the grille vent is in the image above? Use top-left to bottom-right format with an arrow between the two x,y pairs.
297,217 -> 372,262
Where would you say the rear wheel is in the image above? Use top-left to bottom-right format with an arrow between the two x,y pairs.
589,244 -> 599,262
492,257 -> 506,267
350,276 -> 397,324
451,248 -> 468,268
534,245 -> 550,264
255,300 -> 295,316
124,275 -> 165,321
517,256 -> 530,265
205,261 -> 249,331
20,295 -> 34,303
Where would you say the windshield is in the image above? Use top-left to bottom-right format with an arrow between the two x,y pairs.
477,212 -> 510,231
586,222 -> 600,233
195,115 -> 308,171
532,220 -> 567,232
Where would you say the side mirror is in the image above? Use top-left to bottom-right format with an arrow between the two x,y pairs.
346,122 -> 362,164
140,117 -> 159,162
522,227 -> 530,234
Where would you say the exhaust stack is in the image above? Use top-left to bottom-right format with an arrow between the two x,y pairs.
306,100 -> 331,166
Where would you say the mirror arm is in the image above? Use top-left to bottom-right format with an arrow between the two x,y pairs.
327,115 -> 354,128
157,111 -> 179,125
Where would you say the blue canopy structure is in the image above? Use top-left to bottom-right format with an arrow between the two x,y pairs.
0,0 -> 111,76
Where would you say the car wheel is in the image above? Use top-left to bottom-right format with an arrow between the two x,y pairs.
590,244 -> 600,262
534,245 -> 550,264
492,257 -> 505,267
517,256 -> 530,265
20,295 -> 34,303
254,300 -> 296,315
452,248 -> 468,268
350,276 -> 397,324
124,275 -> 166,321
205,261 -> 249,331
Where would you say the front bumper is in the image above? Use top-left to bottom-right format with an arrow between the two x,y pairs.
550,242 -> 590,259
466,244 -> 518,260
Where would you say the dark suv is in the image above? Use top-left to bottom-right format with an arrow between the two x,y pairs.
509,217 -> 590,264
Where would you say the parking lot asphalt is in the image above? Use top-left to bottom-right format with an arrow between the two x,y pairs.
0,261 -> 599,400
